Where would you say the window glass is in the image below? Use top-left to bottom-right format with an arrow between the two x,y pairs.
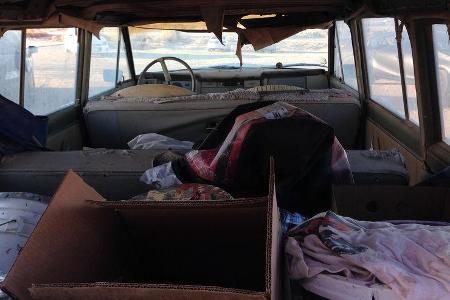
89,28 -> 120,97
118,34 -> 131,83
363,18 -> 405,118
433,24 -> 450,144
335,21 -> 358,90
401,30 -> 419,125
130,28 -> 328,73
24,28 -> 78,115
0,30 -> 22,103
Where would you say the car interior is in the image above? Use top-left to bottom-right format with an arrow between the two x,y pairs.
1,1 -> 450,299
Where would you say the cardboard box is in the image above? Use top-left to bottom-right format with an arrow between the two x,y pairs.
334,185 -> 450,222
1,164 -> 281,300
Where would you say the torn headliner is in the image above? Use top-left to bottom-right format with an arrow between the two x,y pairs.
1,0 -> 450,64
1,0 -> 449,27
0,0 -> 357,65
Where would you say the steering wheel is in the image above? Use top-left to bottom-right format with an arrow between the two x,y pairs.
137,56 -> 196,92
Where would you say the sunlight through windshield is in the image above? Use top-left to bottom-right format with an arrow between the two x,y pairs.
129,28 -> 328,72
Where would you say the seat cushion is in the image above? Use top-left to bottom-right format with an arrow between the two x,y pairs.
347,150 -> 409,185
84,89 -> 361,149
112,84 -> 195,97
0,149 -> 162,200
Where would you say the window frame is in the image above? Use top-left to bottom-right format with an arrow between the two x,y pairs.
25,28 -> 82,115
1,26 -> 135,110
430,23 -> 450,147
404,20 -> 444,151
19,29 -> 26,107
409,19 -> 450,172
361,17 -> 419,127
334,23 -> 344,80
1,28 -> 83,115
421,20 -> 450,169
357,17 -> 422,159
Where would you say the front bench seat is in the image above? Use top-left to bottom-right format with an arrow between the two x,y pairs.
84,100 -> 255,149
84,90 -> 361,149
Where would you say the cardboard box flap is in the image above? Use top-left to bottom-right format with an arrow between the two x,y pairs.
1,170 -> 124,300
86,197 -> 268,209
30,283 -> 269,300
84,158 -> 280,297
268,186 -> 280,298
266,158 -> 281,299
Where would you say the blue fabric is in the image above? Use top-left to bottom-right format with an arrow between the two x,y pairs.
0,94 -> 48,155
280,209 -> 305,233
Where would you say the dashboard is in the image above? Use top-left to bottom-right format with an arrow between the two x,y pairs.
140,67 -> 328,94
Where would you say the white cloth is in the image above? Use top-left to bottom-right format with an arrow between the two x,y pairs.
140,162 -> 181,189
128,133 -> 193,150
286,211 -> 450,300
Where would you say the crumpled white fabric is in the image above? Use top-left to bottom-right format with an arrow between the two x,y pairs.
128,133 -> 194,150
140,162 -> 181,189
286,211 -> 450,300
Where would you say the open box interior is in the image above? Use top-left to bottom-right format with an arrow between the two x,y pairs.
92,201 -> 269,289
2,167 -> 280,300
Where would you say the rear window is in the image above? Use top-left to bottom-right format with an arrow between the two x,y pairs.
432,24 -> 450,144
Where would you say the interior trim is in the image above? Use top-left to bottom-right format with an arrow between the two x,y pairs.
367,100 -> 422,157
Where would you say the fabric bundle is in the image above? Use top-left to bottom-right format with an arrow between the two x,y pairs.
141,101 -> 353,215
0,94 -> 48,156
131,183 -> 233,201
285,211 -> 450,300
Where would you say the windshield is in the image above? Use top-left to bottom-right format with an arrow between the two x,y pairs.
129,28 -> 328,72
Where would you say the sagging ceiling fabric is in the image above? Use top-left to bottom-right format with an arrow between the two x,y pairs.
1,0 -> 450,64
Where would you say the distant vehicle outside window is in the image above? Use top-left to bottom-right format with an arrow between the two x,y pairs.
432,24 -> 450,144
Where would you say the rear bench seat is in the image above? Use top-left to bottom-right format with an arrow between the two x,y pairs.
84,89 -> 361,149
0,149 -> 408,202
0,149 -> 158,200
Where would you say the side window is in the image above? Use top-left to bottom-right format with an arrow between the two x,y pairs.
0,30 -> 22,103
432,24 -> 450,144
89,28 -> 119,97
89,28 -> 130,97
362,18 -> 418,124
24,28 -> 79,115
334,21 -> 358,90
